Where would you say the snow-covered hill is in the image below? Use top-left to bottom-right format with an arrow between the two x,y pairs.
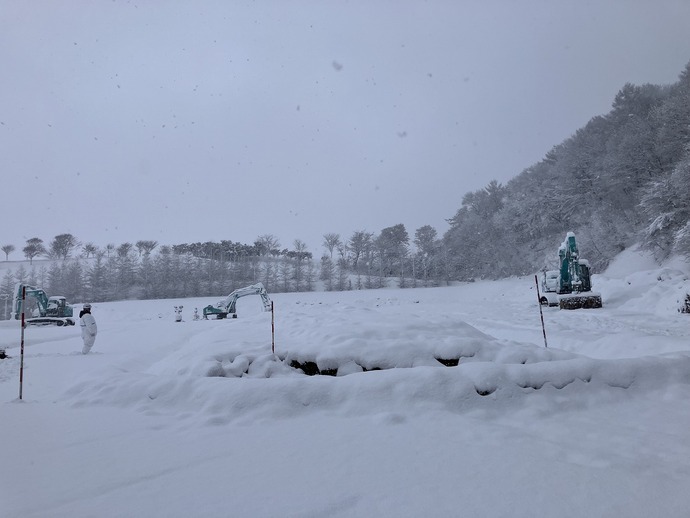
1,248 -> 689,517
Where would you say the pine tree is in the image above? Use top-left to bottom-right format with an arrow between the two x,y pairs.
0,270 -> 15,320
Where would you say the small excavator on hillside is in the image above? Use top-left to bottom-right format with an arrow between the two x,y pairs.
13,283 -> 76,326
203,282 -> 272,319
554,232 -> 603,310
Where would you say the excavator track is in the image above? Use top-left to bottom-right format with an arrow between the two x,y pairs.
25,317 -> 76,326
559,292 -> 603,310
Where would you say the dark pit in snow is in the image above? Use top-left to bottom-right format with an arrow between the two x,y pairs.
213,357 -> 464,378
286,358 -> 461,376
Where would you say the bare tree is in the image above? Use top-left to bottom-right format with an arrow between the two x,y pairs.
50,233 -> 80,260
23,237 -> 46,265
82,242 -> 98,259
347,230 -> 373,272
136,240 -> 159,257
255,234 -> 281,256
322,233 -> 341,259
1,244 -> 15,261
376,224 -> 409,280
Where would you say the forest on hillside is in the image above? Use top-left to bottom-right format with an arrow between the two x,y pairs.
444,61 -> 690,280
1,61 -> 689,315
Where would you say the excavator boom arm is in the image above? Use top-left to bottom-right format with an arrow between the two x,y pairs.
13,284 -> 49,319
12,283 -> 75,325
203,282 -> 272,319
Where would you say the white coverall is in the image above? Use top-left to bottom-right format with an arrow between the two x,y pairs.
80,312 -> 98,354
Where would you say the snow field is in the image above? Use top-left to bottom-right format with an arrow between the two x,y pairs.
1,248 -> 690,517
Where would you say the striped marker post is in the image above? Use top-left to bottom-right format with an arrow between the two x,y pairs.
534,275 -> 548,348
19,285 -> 26,399
271,301 -> 275,354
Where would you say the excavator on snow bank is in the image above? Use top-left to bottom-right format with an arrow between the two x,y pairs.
554,232 -> 603,310
203,282 -> 272,319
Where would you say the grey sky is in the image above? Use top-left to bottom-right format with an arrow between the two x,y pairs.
1,1 -> 689,256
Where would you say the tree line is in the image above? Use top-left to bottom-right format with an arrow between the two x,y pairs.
0,227 -> 450,319
2,59 -> 689,314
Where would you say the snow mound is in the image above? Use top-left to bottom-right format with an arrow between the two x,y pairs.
57,300 -> 690,427
603,246 -> 660,277
587,245 -> 690,315
63,348 -> 690,427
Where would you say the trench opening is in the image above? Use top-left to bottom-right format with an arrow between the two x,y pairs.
288,357 -> 462,376
215,357 -> 464,378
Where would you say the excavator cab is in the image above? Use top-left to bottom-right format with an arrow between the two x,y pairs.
47,296 -> 71,318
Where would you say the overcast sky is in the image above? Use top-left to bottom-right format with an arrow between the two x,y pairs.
1,1 -> 689,256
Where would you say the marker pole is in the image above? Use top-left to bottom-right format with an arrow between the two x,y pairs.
534,275 -> 548,348
19,285 -> 26,399
271,301 -> 275,354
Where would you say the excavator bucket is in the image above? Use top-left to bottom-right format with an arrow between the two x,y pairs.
559,292 -> 603,310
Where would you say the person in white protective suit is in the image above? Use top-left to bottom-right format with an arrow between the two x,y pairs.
79,303 -> 98,354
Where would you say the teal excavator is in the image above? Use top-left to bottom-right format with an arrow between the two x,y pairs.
13,284 -> 76,326
203,282 -> 272,319
556,232 -> 603,310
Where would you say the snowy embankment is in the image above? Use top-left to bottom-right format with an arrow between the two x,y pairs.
1,248 -> 689,518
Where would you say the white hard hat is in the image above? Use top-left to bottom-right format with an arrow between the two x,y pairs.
83,303 -> 92,309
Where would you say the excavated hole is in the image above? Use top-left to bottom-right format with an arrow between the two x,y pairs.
475,386 -> 496,396
289,360 -> 320,376
517,381 -> 546,390
282,358 -> 460,376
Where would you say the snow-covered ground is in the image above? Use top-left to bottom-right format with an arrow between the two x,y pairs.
1,248 -> 689,518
